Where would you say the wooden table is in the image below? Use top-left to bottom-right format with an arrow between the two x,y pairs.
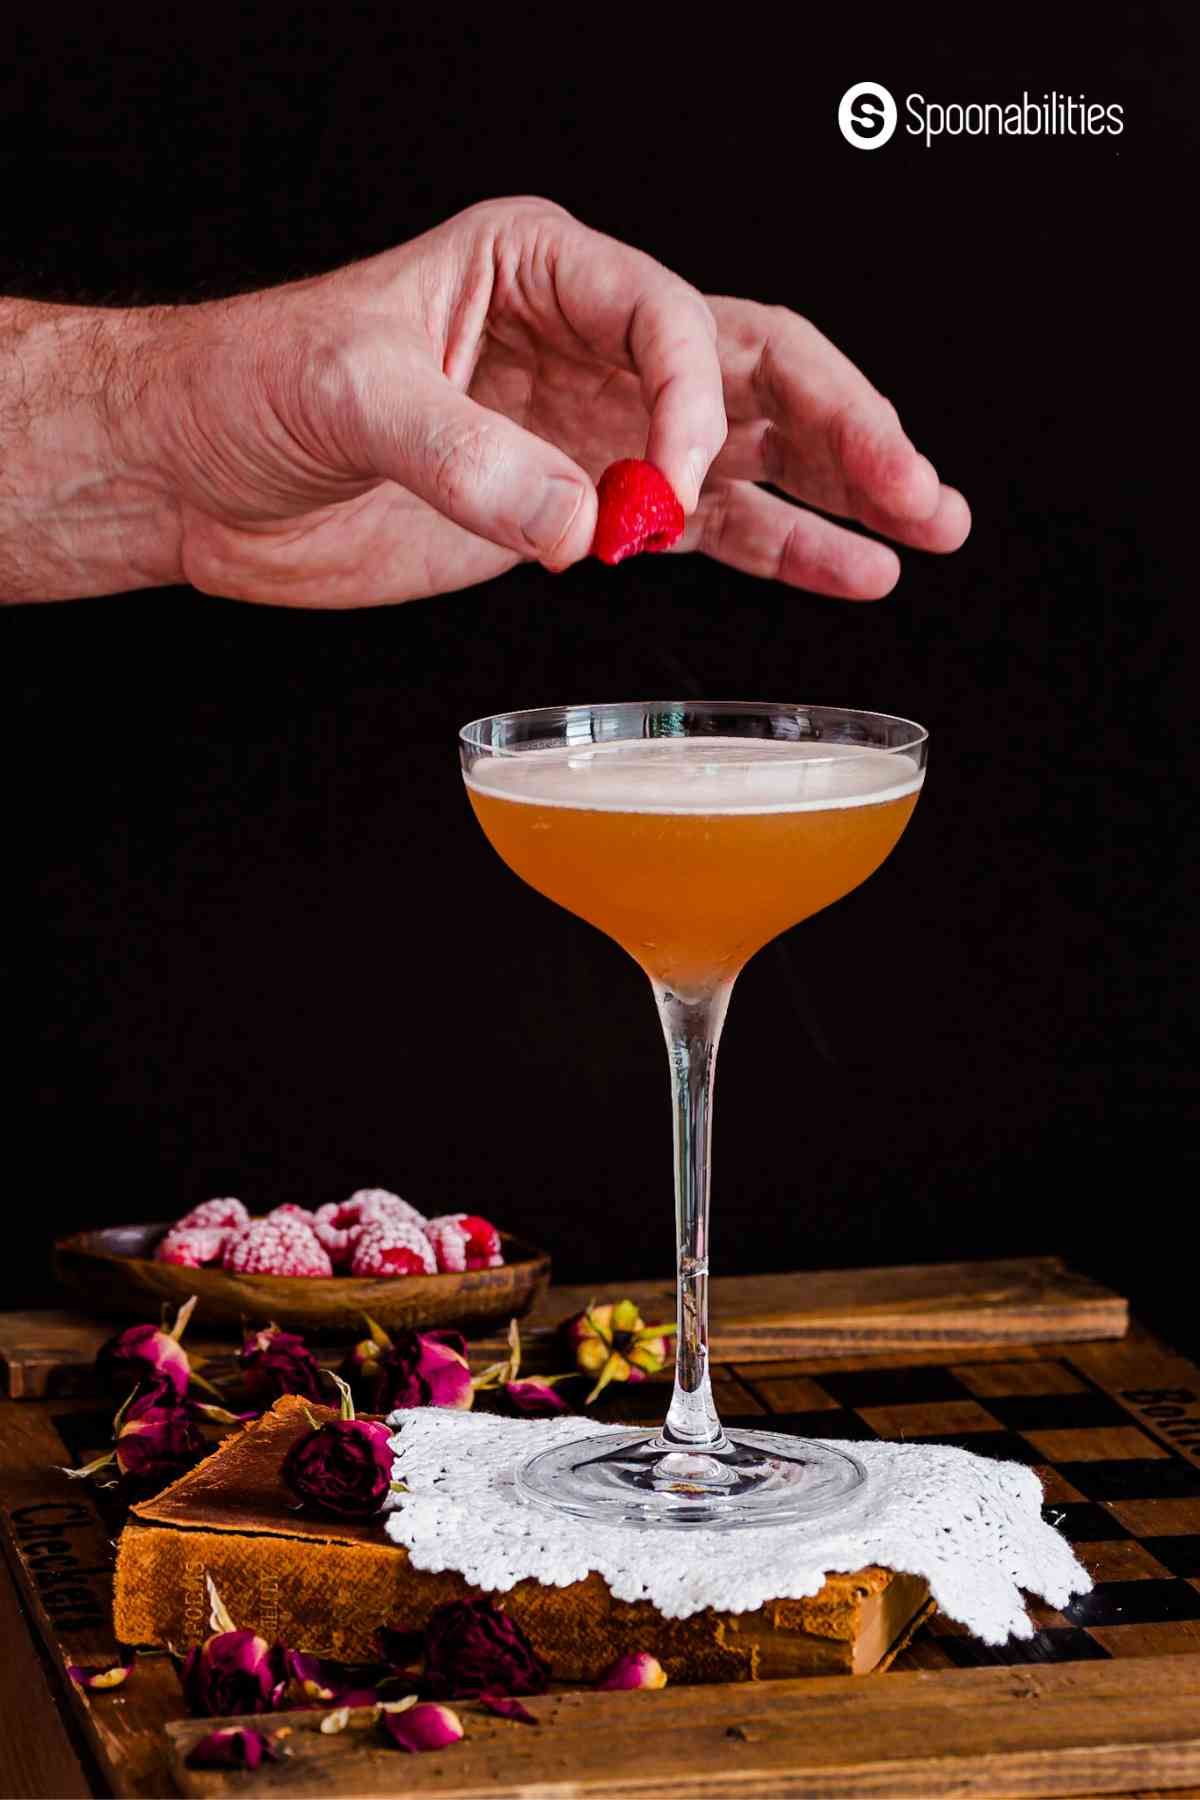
4,1258 -> 1200,1797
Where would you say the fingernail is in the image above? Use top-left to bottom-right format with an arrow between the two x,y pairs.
523,477 -> 584,555
910,454 -> 940,517
686,449 -> 709,510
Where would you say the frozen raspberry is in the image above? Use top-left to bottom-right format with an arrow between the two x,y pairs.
312,1208 -> 356,1267
155,1226 -> 227,1268
222,1218 -> 334,1277
314,1189 -> 426,1267
175,1197 -> 249,1233
265,1204 -> 318,1230
428,1213 -> 503,1270
347,1188 -> 427,1230
591,460 -> 685,565
424,1215 -> 470,1273
349,1219 -> 437,1278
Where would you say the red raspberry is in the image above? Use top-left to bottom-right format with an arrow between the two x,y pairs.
222,1218 -> 334,1277
155,1226 -> 227,1267
265,1204 -> 318,1229
424,1216 -> 470,1274
314,1190 -> 426,1266
312,1210 -> 356,1267
591,460 -> 685,565
428,1213 -> 503,1270
347,1188 -> 427,1230
176,1197 -> 249,1233
350,1219 -> 436,1278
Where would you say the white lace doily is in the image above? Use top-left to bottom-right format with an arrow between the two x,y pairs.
384,1411 -> 1090,1646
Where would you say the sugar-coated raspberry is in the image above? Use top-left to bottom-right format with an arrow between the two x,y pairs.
591,460 -> 685,565
349,1219 -> 437,1278
314,1189 -> 427,1266
222,1218 -> 334,1277
424,1215 -> 470,1273
429,1213 -> 503,1270
346,1188 -> 428,1230
176,1197 -> 250,1233
312,1208 -> 356,1267
265,1204 -> 318,1230
155,1226 -> 227,1267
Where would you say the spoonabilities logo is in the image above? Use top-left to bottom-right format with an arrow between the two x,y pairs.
837,82 -> 898,149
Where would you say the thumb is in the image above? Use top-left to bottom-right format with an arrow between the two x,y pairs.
366,367 -> 596,567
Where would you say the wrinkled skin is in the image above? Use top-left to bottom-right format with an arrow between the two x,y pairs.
130,197 -> 969,608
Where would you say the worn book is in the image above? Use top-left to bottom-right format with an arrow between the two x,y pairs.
113,1396 -> 931,1681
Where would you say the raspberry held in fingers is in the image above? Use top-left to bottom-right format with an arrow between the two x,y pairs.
591,460 -> 685,565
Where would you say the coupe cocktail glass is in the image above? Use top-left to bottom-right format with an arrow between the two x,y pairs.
460,702 -> 927,1528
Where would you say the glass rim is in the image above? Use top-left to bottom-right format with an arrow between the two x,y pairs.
459,699 -> 928,761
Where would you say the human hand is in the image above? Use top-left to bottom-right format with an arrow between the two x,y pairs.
129,197 -> 970,606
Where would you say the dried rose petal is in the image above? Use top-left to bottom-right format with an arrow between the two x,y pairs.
185,1727 -> 282,1770
595,1651 -> 668,1690
68,1657 -> 133,1691
479,1693 -> 537,1723
503,1378 -> 571,1417
380,1701 -> 463,1753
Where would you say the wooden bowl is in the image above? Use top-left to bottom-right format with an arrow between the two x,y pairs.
53,1222 -> 551,1338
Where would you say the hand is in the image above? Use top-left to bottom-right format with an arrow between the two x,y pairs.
129,197 -> 969,607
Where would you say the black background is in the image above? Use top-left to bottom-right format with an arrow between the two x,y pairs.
2,13 -> 1193,1343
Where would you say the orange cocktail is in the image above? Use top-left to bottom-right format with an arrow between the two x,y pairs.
459,704 -> 929,1528
466,738 -> 921,995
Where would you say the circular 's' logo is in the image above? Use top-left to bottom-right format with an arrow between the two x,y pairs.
838,82 -> 898,149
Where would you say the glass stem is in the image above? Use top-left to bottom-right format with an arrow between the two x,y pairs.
653,980 -> 733,1452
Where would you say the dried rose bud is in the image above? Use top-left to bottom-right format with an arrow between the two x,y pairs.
283,1399 -> 394,1520
185,1727 -> 283,1770
95,1295 -> 198,1402
595,1651 -> 668,1690
347,1318 -> 473,1413
502,1378 -> 572,1417
180,1629 -> 289,1717
114,1397 -> 205,1498
470,1318 -> 575,1417
341,1341 -> 385,1402
562,1300 -> 675,1402
380,1701 -> 463,1753
239,1324 -> 325,1406
421,1598 -> 549,1700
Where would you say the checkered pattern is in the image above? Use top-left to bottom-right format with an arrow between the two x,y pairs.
54,1354 -> 1200,1667
724,1357 -> 1200,1667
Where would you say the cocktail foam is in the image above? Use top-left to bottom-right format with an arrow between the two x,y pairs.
466,737 -> 923,815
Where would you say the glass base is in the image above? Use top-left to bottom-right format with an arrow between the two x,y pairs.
514,1427 -> 867,1529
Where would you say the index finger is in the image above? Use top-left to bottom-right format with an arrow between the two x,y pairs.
549,224 -> 728,511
